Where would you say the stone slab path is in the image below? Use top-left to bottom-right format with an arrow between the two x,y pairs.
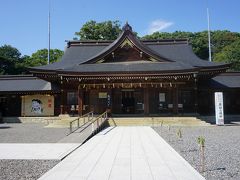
39,127 -> 205,180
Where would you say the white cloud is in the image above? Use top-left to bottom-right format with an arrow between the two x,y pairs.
148,20 -> 174,34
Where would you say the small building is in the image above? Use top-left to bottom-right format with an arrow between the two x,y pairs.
0,75 -> 60,117
1,23 -> 239,119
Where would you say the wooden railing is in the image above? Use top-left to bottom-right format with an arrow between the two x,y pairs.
69,111 -> 93,134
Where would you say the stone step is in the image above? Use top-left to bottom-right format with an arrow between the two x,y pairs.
107,117 -> 210,126
2,116 -> 210,127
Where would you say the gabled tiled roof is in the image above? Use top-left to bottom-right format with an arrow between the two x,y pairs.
29,23 -> 229,74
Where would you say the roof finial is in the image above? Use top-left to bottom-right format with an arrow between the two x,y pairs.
122,21 -> 132,32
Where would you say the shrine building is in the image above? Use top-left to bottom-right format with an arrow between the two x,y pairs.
0,23 -> 240,119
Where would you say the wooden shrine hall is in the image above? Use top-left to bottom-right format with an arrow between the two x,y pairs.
27,23 -> 235,117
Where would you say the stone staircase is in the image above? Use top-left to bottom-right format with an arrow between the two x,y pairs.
107,117 -> 210,126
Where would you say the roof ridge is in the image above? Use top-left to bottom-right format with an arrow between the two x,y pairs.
66,38 -> 189,46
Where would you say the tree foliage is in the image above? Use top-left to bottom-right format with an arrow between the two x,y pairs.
142,30 -> 240,70
142,31 -> 194,40
25,49 -> 63,67
0,45 -> 63,75
211,30 -> 240,54
0,56 -> 15,75
75,20 -> 122,40
0,45 -> 22,74
214,39 -> 240,71
0,45 -> 21,62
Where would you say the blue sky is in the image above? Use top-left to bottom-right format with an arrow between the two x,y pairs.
0,0 -> 239,56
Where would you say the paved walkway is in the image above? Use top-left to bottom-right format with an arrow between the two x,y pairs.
0,143 -> 80,160
39,127 -> 205,180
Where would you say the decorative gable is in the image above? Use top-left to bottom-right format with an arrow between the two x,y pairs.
120,38 -> 134,48
83,23 -> 174,65
96,37 -> 160,63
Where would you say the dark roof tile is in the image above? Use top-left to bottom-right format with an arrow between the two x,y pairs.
0,75 -> 57,92
61,61 -> 196,73
209,73 -> 240,88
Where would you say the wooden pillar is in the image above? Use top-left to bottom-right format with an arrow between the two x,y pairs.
144,88 -> 149,115
60,89 -> 66,114
78,87 -> 83,116
194,77 -> 198,115
173,87 -> 178,114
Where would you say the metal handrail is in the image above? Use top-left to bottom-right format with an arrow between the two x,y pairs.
69,111 -> 93,134
90,111 -> 108,134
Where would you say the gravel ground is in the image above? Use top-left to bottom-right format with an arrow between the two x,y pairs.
0,160 -> 59,180
0,123 -> 69,143
153,124 -> 240,180
0,123 -> 69,179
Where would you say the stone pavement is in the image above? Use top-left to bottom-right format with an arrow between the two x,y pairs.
39,127 -> 205,180
0,143 -> 80,160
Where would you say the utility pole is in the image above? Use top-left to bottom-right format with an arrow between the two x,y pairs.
207,7 -> 212,62
48,0 -> 51,64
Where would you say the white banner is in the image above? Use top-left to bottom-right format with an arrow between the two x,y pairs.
159,93 -> 166,102
215,92 -> 224,125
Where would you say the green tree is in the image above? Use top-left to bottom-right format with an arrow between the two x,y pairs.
0,44 -> 21,61
191,31 -> 209,60
0,56 -> 15,75
211,30 -> 240,54
192,31 -> 240,60
142,31 -> 193,40
75,20 -> 122,40
214,39 -> 240,71
142,30 -> 240,61
0,45 -> 22,74
26,49 -> 64,67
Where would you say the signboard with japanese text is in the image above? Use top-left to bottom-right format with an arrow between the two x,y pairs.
215,92 -> 224,125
